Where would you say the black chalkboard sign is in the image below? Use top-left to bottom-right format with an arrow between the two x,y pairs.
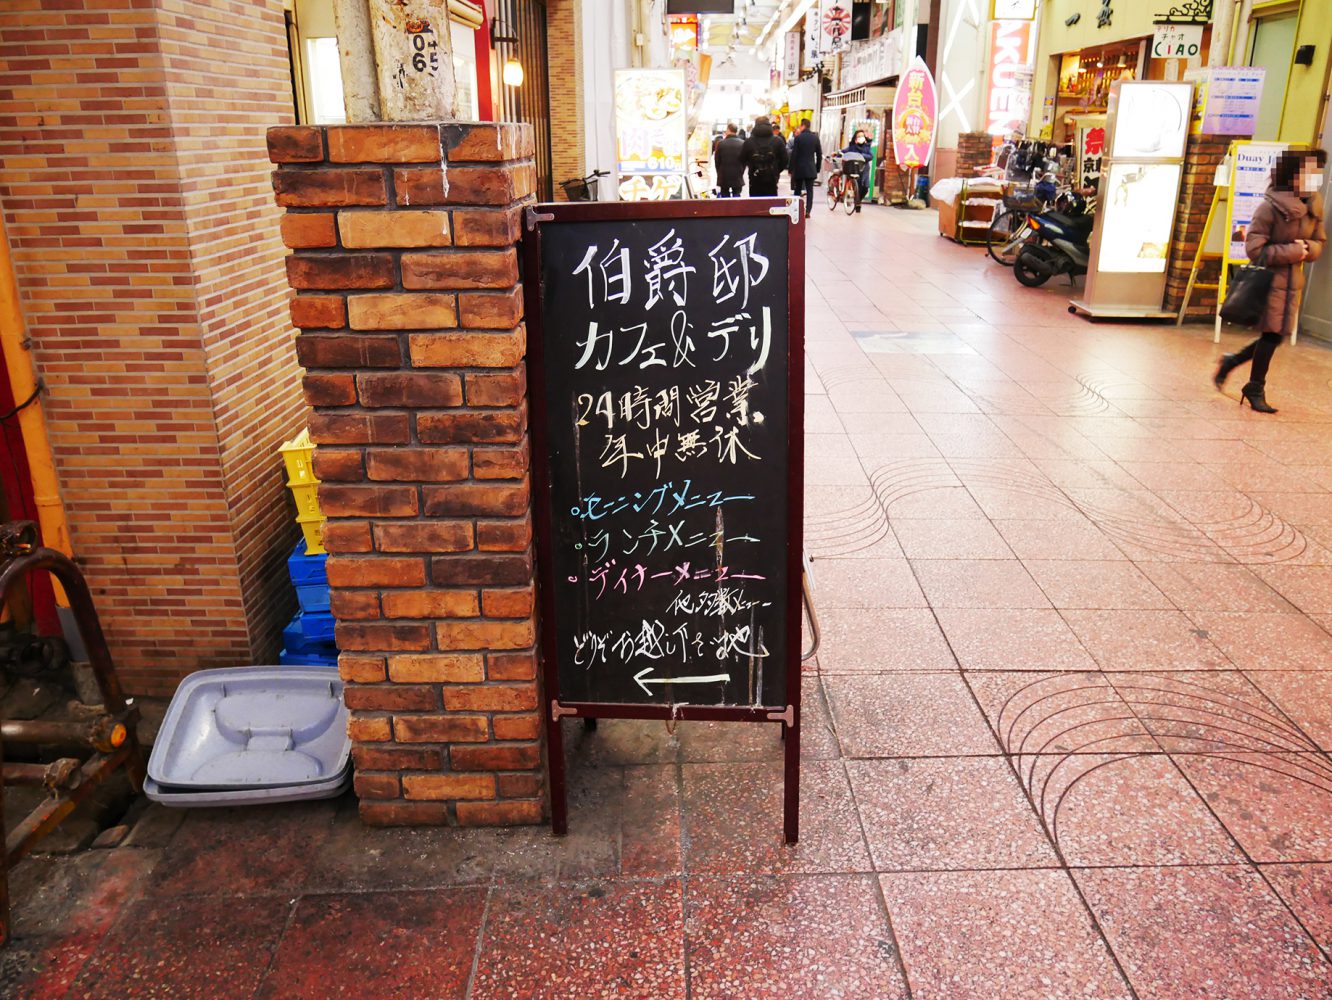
523,199 -> 805,842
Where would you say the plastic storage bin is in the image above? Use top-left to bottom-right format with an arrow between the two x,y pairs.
286,539 -> 328,586
278,428 -> 318,485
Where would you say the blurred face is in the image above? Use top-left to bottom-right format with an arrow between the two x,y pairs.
1299,160 -> 1325,195
854,132 -> 866,144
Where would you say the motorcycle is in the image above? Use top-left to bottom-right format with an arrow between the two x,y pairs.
1012,196 -> 1095,288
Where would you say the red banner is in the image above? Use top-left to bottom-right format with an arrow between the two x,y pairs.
985,20 -> 1035,137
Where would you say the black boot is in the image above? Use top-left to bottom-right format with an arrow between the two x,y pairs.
1213,353 -> 1242,390
1240,382 -> 1278,414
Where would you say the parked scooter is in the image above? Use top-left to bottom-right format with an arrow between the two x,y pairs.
1012,195 -> 1095,288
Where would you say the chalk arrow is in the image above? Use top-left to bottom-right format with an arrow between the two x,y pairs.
634,668 -> 730,696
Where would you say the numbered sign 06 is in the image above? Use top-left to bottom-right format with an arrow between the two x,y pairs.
523,198 -> 806,843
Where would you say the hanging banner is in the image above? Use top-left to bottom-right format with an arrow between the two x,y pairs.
985,20 -> 1036,137
892,56 -> 937,169
819,0 -> 853,56
783,30 -> 801,85
1072,114 -> 1107,188
803,8 -> 822,68
614,69 -> 688,202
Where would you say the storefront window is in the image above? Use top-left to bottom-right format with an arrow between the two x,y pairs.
306,36 -> 347,124
452,20 -> 479,121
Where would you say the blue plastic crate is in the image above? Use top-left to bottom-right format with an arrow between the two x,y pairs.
296,583 -> 331,614
279,648 -> 339,668
287,539 -> 328,588
283,611 -> 336,647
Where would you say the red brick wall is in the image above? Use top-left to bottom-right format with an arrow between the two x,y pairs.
269,122 -> 545,827
0,0 -> 304,695
546,0 -> 584,200
1165,134 -> 1231,319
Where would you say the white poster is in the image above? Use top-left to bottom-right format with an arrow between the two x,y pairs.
1111,82 -> 1192,159
1098,162 -> 1183,273
1228,141 -> 1288,262
1203,67 -> 1265,137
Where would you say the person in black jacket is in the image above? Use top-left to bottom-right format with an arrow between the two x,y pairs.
740,117 -> 788,198
789,119 -> 822,214
842,128 -> 874,212
714,123 -> 745,197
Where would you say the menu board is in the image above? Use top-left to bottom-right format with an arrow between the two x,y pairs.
1097,162 -> 1182,273
528,206 -> 801,710
614,69 -> 688,202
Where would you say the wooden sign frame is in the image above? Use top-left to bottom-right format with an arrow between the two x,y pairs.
522,197 -> 806,844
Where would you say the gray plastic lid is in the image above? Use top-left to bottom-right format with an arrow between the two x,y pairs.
148,666 -> 349,789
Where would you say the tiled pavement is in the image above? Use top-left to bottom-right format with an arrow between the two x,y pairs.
7,204 -> 1332,998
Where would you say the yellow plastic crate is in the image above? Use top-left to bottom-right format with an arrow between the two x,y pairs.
297,515 -> 326,555
279,428 -> 318,486
288,481 -> 322,521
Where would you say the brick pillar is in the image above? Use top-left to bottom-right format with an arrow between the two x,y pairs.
956,132 -> 995,178
268,122 -> 544,827
1165,134 -> 1231,319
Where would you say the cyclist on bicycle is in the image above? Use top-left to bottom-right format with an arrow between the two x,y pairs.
842,129 -> 873,212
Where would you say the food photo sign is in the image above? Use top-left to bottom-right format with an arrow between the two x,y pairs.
614,69 -> 688,202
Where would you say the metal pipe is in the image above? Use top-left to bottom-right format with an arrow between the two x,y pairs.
1,716 -> 127,754
0,220 -> 72,584
3,759 -> 82,793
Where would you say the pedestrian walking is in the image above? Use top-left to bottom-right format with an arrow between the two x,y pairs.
1215,148 -> 1326,413
842,129 -> 873,212
740,116 -> 788,198
714,123 -> 745,198
789,119 -> 822,215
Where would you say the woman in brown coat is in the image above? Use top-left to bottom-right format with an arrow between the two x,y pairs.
1214,149 -> 1327,413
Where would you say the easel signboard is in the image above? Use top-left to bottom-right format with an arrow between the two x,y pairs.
522,198 -> 806,843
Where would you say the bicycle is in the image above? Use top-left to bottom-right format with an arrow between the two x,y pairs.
987,190 -> 1046,266
560,169 -> 609,202
825,155 -> 862,215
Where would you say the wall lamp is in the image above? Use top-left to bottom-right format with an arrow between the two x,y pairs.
491,17 -> 524,87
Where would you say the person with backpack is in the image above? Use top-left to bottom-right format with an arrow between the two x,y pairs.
714,123 -> 745,197
788,119 -> 822,214
741,116 -> 788,198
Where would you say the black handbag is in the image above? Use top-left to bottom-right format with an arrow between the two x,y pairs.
1219,248 -> 1274,327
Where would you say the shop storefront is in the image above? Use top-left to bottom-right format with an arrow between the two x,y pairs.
1027,0 -> 1212,144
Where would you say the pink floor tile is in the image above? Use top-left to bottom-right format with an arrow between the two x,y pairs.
471,881 -> 686,999
1253,566 -> 1332,614
936,608 -> 1098,671
1172,753 -> 1332,863
890,517 -> 1014,559
1189,611 -> 1332,671
847,757 -> 1056,871
992,517 -> 1128,560
1061,610 -> 1232,671
256,889 -> 485,999
1022,559 -> 1173,610
1136,561 -> 1295,612
1106,671 -> 1317,754
1017,753 -> 1243,866
880,869 -> 1131,1000
966,670 -> 1156,756
685,875 -> 910,1000
810,557 -> 928,607
1246,671 -> 1332,752
1263,863 -> 1332,956
911,559 -> 1052,609
1075,865 -> 1331,1000
824,672 -> 999,757
817,607 -> 958,672
683,760 -> 871,875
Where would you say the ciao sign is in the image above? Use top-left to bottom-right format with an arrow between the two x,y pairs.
1152,23 -> 1204,59
523,198 -> 806,843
